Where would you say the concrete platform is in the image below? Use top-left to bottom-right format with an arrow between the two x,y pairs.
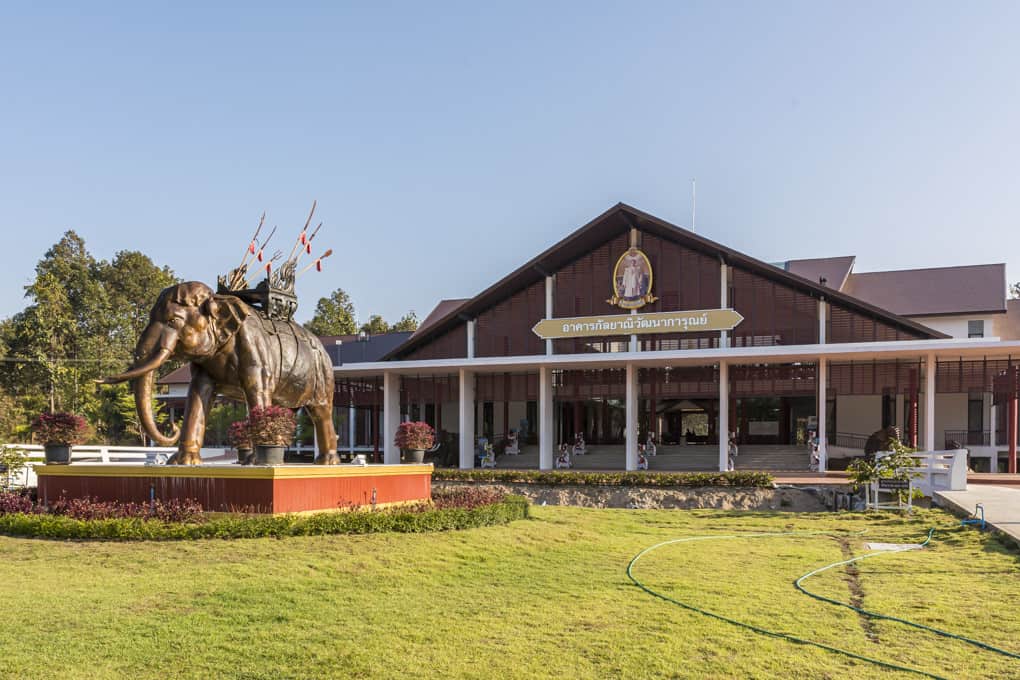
935,485 -> 1020,548
34,463 -> 433,514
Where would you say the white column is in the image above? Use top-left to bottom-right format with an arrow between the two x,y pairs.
466,320 -> 476,359
458,369 -> 475,469
348,404 -> 356,455
817,357 -> 828,472
719,262 -> 728,348
383,371 -> 400,464
925,353 -> 936,451
539,366 -> 554,470
718,361 -> 729,471
630,309 -> 638,352
545,275 -> 554,356
818,299 -> 827,343
625,363 -> 638,471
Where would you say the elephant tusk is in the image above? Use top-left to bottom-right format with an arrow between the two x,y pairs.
100,348 -> 172,384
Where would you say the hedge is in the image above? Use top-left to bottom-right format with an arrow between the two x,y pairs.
0,496 -> 529,541
433,469 -> 774,488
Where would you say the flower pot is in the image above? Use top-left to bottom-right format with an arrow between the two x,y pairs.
44,444 -> 72,465
236,448 -> 254,465
254,445 -> 286,466
407,449 -> 425,464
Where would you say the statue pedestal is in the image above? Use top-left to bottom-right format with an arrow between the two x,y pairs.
34,464 -> 432,514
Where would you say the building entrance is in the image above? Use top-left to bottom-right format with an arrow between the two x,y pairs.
734,396 -> 815,446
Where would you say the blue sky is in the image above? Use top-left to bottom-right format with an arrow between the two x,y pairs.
1,1 -> 1018,325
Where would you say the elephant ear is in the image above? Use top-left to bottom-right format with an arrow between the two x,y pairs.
206,295 -> 251,346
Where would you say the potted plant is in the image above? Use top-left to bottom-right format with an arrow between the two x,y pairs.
246,406 -> 296,466
395,421 -> 434,464
228,420 -> 254,465
32,412 -> 89,464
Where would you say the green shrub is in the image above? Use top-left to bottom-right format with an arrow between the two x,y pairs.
0,496 -> 529,541
432,469 -> 773,488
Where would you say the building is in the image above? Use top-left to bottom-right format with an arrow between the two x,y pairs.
333,203 -> 1020,473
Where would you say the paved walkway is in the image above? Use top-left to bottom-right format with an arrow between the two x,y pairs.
935,485 -> 1020,547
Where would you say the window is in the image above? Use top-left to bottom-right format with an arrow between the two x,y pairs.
968,320 -> 984,338
968,398 -> 983,434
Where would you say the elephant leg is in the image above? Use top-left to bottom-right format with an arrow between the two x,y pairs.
169,370 -> 215,465
239,365 -> 272,411
309,403 -> 340,465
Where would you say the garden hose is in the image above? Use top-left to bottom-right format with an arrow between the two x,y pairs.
793,527 -> 1020,660
627,529 -> 1018,678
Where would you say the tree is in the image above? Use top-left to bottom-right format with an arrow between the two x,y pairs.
95,250 -> 178,344
359,314 -> 389,335
1011,282 -> 1020,299
305,288 -> 357,336
1,231 -> 178,439
390,311 -> 419,332
5,231 -> 108,414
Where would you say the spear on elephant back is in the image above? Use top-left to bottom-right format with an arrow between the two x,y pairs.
227,213 -> 265,289
297,249 -> 334,277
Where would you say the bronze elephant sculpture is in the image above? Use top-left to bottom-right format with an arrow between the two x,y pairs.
104,281 -> 338,465
864,425 -> 901,458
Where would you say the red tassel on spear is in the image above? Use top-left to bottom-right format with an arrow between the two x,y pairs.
298,249 -> 333,277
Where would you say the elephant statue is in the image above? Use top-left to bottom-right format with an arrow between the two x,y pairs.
864,426 -> 901,458
103,281 -> 338,465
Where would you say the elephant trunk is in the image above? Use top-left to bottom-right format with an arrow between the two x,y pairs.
134,369 -> 180,447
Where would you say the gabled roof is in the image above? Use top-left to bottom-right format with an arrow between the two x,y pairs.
384,203 -> 947,359
785,256 -> 856,291
156,364 -> 191,385
412,299 -> 469,340
843,263 -> 1006,317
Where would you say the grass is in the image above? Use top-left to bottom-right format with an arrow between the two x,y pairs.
0,507 -> 1017,679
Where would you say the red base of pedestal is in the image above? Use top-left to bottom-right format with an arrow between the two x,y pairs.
34,464 -> 432,514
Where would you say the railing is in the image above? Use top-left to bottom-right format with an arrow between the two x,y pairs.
943,430 -> 992,448
874,449 -> 967,499
832,432 -> 869,450
1,444 -> 179,489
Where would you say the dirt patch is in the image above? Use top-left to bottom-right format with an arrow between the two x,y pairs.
836,536 -> 880,643
432,481 -> 827,511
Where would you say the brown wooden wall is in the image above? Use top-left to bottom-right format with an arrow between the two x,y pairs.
637,232 -> 722,350
936,359 -> 1013,394
827,304 -> 928,343
400,323 -> 467,361
827,360 -> 921,395
730,268 -> 818,346
475,279 -> 545,357
552,232 -> 631,353
399,375 -> 460,405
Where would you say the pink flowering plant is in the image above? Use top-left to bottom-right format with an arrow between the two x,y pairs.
394,421 -> 434,451
245,406 -> 296,446
228,420 -> 253,450
31,412 -> 89,446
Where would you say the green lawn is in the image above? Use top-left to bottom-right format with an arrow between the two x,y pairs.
1,506 -> 1017,679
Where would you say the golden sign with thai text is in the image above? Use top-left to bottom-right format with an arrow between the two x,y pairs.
531,308 -> 745,340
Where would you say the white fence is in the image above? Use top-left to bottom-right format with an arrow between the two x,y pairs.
2,444 -> 178,488
875,448 -> 968,498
